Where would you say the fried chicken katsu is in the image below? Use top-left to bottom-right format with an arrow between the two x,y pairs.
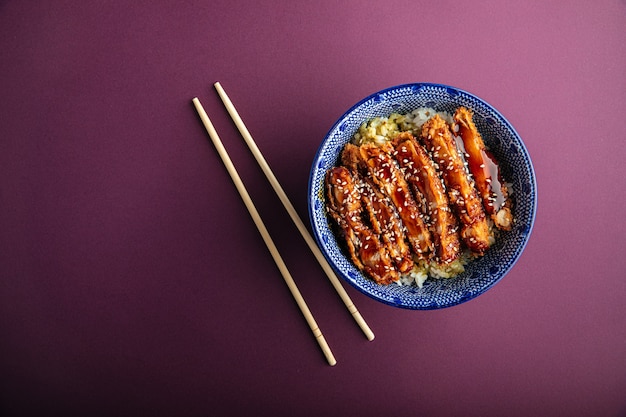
325,166 -> 399,285
392,132 -> 461,265
324,107 -> 514,286
360,178 -> 414,274
341,143 -> 433,259
453,107 -> 513,231
420,115 -> 491,255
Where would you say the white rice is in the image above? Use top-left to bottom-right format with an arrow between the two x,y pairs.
353,107 -> 454,146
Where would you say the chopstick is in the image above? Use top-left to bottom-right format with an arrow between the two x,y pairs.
192,97 -> 337,366
213,82 -> 375,341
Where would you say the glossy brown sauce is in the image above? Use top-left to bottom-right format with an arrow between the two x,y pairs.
456,128 -> 505,213
479,149 -> 505,211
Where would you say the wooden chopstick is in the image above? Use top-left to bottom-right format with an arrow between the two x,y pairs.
213,82 -> 375,341
192,97 -> 337,366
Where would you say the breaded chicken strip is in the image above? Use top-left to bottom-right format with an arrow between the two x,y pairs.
421,115 -> 491,255
342,143 -> 433,259
360,177 -> 414,273
325,166 -> 399,285
453,107 -> 513,231
393,132 -> 461,265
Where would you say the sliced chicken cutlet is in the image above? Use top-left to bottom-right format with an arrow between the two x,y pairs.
342,143 -> 433,259
421,115 -> 491,255
325,166 -> 399,285
393,132 -> 461,265
453,107 -> 513,231
360,176 -> 414,273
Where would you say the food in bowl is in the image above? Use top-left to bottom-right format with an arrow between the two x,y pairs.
308,83 -> 536,309
324,106 -> 513,287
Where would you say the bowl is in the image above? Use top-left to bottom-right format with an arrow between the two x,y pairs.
308,83 -> 536,309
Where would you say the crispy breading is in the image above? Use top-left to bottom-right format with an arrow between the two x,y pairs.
393,132 -> 461,265
453,107 -> 513,231
421,115 -> 491,255
325,166 -> 399,284
343,143 -> 433,259
360,176 -> 414,273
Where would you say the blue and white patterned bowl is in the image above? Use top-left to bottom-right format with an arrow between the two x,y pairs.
308,83 -> 536,309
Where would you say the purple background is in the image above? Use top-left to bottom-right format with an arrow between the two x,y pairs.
1,1 -> 625,416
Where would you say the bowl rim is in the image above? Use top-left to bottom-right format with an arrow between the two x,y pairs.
307,82 -> 537,309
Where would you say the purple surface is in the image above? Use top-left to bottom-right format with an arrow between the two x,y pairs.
1,1 -> 625,416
